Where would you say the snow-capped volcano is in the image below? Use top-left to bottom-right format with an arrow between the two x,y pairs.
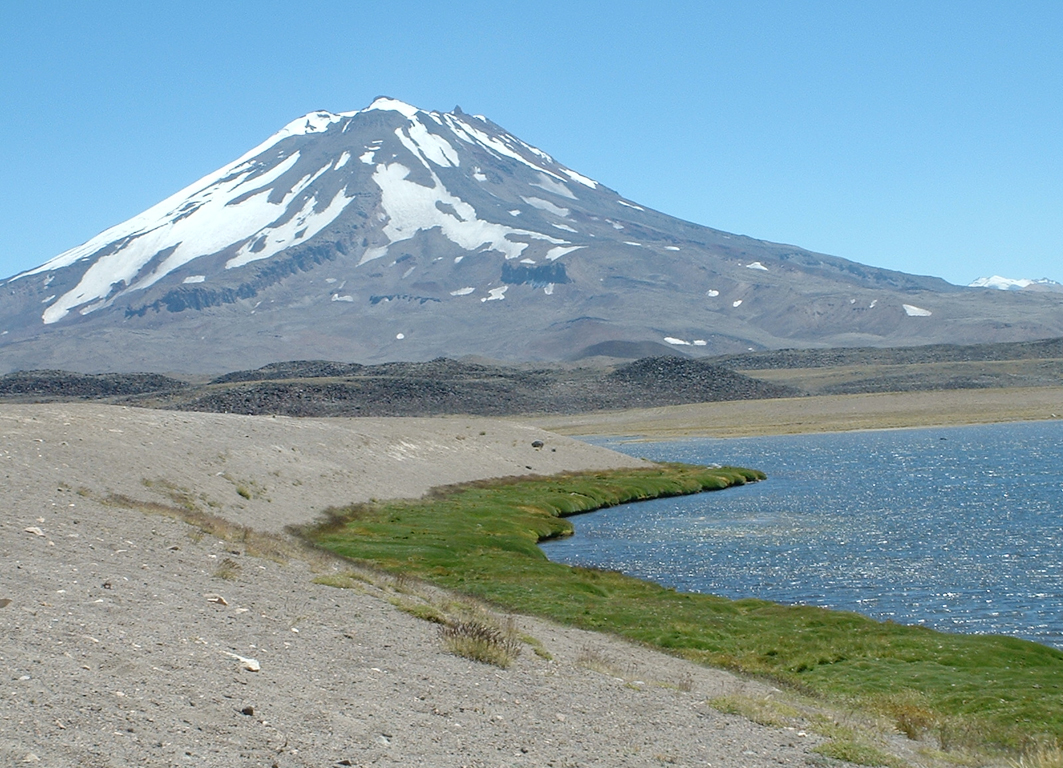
2,98 -> 1062,374
17,97 -> 598,326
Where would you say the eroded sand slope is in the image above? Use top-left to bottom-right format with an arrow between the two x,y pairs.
1,403 -> 650,533
1,404 -> 825,767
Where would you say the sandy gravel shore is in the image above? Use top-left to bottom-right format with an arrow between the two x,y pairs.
1,403 -> 834,767
525,386 -> 1063,438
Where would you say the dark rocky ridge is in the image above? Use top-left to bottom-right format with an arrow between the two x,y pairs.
0,370 -> 188,399
714,336 -> 1063,370
4,336 -> 1061,416
168,357 -> 798,417
211,360 -> 366,383
0,357 -> 795,416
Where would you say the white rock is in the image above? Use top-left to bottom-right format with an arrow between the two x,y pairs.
223,651 -> 260,671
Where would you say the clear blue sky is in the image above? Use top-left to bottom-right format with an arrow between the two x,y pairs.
2,1 -> 1060,285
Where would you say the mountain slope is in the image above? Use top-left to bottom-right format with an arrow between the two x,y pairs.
2,97 -> 1061,374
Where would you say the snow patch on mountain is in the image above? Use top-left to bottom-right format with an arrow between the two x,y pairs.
968,275 -> 1063,292
229,110 -> 346,160
292,111 -> 346,135
227,186 -> 354,269
969,276 -> 1032,290
530,173 -> 576,199
545,245 -> 584,262
37,150 -> 322,323
515,138 -> 555,164
395,121 -> 460,168
368,163 -> 566,263
363,97 -> 420,119
135,155 -> 335,282
969,275 -> 1061,291
522,197 -> 569,217
903,304 -> 933,316
443,114 -> 567,182
560,167 -> 598,189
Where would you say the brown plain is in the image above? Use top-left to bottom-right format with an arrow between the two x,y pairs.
524,386 -> 1063,438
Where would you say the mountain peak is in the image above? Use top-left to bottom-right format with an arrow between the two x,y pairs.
274,109 -> 346,140
2,99 -> 1061,374
364,96 -> 421,118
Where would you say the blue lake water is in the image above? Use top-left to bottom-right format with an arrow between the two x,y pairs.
541,421 -> 1063,649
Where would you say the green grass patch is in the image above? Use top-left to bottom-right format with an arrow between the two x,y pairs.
312,571 -> 373,590
301,464 -> 1063,752
391,597 -> 449,624
812,739 -> 903,767
708,693 -> 801,728
520,632 -> 553,660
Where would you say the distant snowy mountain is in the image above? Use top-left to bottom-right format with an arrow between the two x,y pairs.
2,97 -> 1062,374
969,276 -> 1063,293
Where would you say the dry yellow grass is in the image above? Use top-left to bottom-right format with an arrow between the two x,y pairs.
524,386 -> 1063,438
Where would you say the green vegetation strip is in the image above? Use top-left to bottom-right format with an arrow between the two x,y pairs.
303,464 -> 1063,749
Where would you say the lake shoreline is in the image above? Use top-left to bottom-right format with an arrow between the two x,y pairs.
309,462 -> 1063,754
547,420 -> 1063,652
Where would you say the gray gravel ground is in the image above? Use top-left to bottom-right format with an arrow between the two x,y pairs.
1,403 -> 830,767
